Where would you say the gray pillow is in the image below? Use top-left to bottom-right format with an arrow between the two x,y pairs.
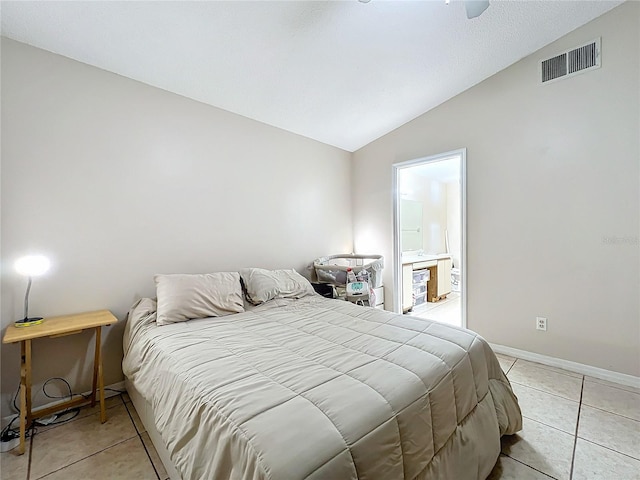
155,273 -> 244,326
240,268 -> 315,305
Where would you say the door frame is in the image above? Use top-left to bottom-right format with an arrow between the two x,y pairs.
392,148 -> 467,328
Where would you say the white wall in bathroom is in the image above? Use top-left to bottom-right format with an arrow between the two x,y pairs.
398,170 -> 449,254
446,182 -> 461,270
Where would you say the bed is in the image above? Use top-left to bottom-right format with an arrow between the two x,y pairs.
122,269 -> 522,480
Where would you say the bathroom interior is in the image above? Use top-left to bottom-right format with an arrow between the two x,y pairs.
399,156 -> 462,326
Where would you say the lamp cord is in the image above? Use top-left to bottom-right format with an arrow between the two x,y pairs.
23,276 -> 32,320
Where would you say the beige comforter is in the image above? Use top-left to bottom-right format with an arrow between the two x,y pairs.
123,296 -> 521,480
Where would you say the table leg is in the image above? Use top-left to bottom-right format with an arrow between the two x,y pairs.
92,326 -> 106,423
91,327 -> 99,407
18,340 -> 32,455
25,340 -> 32,424
18,342 -> 26,455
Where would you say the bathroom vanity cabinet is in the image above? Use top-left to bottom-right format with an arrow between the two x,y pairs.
402,255 -> 452,312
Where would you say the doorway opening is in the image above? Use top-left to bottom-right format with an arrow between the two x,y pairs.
392,149 -> 467,328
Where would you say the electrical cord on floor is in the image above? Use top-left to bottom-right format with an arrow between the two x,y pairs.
11,385 -> 20,413
104,387 -> 126,394
38,385 -> 129,426
34,377 -> 87,427
42,377 -> 73,402
1,389 -> 37,446
42,377 -> 92,401
2,377 -> 103,445
2,388 -> 21,442
0,415 -> 19,443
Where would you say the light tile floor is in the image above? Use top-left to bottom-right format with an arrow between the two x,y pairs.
1,394 -> 167,480
489,354 -> 640,480
410,291 -> 462,327
1,356 -> 639,479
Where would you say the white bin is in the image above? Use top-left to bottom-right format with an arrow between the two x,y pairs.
451,267 -> 461,292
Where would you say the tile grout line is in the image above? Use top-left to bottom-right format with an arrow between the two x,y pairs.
520,414 -> 575,436
511,357 -> 639,391
510,361 -> 584,380
29,395 -> 135,480
137,432 -> 163,480
579,403 -> 640,423
569,376 -> 585,480
26,425 -> 35,480
576,437 -> 640,462
137,431 -> 161,480
502,453 -> 558,479
583,379 -> 640,395
509,380 -> 580,403
31,437 -> 137,480
123,397 -> 161,480
505,358 -> 517,375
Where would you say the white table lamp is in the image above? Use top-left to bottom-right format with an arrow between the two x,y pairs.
14,255 -> 50,327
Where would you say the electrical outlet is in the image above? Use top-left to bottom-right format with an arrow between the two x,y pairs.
536,317 -> 547,331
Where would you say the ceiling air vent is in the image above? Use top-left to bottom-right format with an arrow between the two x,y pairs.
540,38 -> 601,84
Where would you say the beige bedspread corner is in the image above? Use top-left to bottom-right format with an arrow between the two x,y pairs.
123,296 -> 522,480
489,377 -> 523,436
479,335 -> 523,436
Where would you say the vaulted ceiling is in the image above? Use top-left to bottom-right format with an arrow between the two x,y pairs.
1,1 -> 623,151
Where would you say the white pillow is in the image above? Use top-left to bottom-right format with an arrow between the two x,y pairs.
240,268 -> 315,305
154,273 -> 244,326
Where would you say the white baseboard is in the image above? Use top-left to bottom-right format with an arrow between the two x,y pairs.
2,380 -> 126,429
491,343 -> 640,389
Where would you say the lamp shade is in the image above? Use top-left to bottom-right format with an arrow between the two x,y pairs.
15,255 -> 50,277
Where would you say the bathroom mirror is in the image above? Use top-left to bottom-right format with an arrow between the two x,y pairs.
401,199 -> 422,252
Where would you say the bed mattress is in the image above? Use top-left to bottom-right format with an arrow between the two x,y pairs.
123,296 -> 521,480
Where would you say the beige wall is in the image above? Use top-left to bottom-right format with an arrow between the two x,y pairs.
0,39 -> 353,415
352,2 -> 639,376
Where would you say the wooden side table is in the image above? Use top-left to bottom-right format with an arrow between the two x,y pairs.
2,309 -> 117,455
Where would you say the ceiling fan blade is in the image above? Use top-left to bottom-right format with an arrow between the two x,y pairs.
465,0 -> 490,19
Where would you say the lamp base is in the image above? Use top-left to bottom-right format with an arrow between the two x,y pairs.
14,317 -> 44,327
